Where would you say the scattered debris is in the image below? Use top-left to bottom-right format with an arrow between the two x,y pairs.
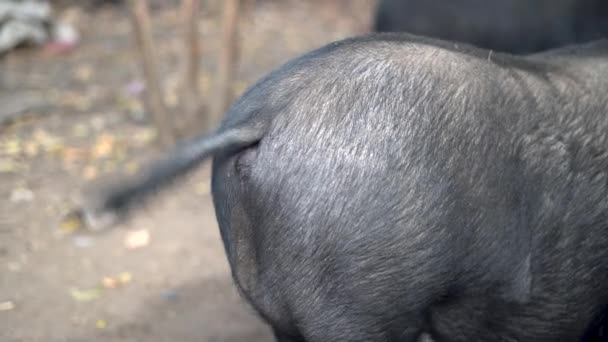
0,300 -> 15,311
101,276 -> 119,289
118,271 -> 132,284
72,235 -> 94,248
92,134 -> 115,159
9,187 -> 34,203
124,229 -> 150,249
95,319 -> 107,329
59,211 -> 85,234
101,272 -> 131,289
32,129 -> 63,153
69,287 -> 102,302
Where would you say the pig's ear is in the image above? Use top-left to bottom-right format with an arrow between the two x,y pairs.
502,253 -> 532,304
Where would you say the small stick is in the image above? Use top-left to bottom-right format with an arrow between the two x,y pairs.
179,0 -> 204,135
212,0 -> 240,124
129,0 -> 176,147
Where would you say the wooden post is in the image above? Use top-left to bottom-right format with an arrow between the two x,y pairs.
129,0 -> 176,147
212,0 -> 240,125
178,0 -> 204,136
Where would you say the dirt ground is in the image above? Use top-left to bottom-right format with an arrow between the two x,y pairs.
0,1 -> 375,341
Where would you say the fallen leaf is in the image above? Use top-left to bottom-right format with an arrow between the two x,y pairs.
95,319 -> 107,329
2,139 -> 21,156
102,272 -> 131,289
125,230 -> 150,249
60,212 -> 84,233
118,272 -> 132,284
92,134 -> 115,159
102,277 -> 119,289
0,301 -> 15,311
33,129 -> 63,153
69,287 -> 101,302
10,187 -> 34,203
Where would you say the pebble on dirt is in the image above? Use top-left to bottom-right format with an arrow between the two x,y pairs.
124,229 -> 150,249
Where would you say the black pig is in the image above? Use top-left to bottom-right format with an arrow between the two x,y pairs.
82,33 -> 608,341
373,0 -> 608,54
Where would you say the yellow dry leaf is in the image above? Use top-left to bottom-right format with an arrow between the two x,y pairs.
69,287 -> 101,302
95,319 -> 106,329
92,134 -> 115,159
2,139 -> 21,156
118,272 -> 132,284
60,214 -> 83,233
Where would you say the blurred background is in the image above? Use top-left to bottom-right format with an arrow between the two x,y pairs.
0,1 -> 373,341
